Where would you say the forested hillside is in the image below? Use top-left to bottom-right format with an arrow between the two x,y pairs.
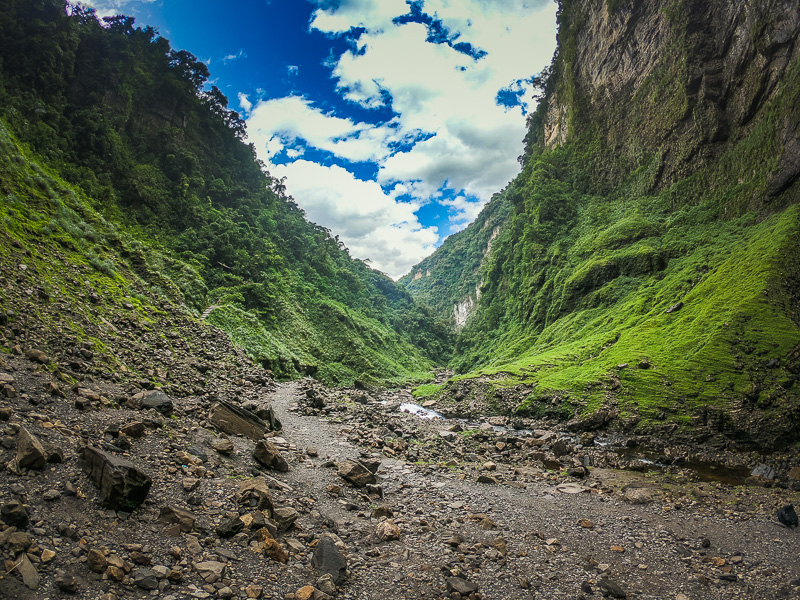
0,0 -> 450,385
404,0 -> 800,447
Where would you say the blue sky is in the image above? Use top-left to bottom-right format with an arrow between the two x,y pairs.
85,0 -> 558,277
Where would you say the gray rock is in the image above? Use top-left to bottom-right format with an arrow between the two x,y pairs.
216,516 -> 244,538
599,578 -> 627,598
253,440 -> 289,472
751,463 -> 777,480
316,573 -> 337,595
140,390 -> 173,415
446,577 -> 478,595
209,400 -> 266,441
235,478 -> 274,515
194,560 -> 226,583
80,446 -> 152,510
1,501 -> 29,528
337,459 -> 376,488
134,568 -> 158,590
311,535 -> 347,585
54,569 -> 78,593
158,506 -> 196,533
272,506 -> 299,531
15,427 -> 47,471
15,552 -> 40,590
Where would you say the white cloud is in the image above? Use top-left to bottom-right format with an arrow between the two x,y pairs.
309,0 -> 411,34
245,95 -> 398,163
222,49 -> 247,63
271,161 -> 439,278
238,93 -> 252,114
79,0 -> 156,19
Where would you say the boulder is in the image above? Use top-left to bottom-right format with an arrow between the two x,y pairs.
253,440 -> 289,472
209,400 -> 267,441
337,459 -> 376,487
80,446 -> 152,509
235,477 -> 274,515
158,506 -> 196,532
216,516 -> 245,538
311,535 -> 347,585
15,427 -> 47,471
140,390 -> 174,415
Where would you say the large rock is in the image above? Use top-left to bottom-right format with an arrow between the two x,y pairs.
140,390 -> 174,415
446,577 -> 478,595
209,400 -> 267,441
272,506 -> 299,531
235,477 -> 274,515
1,501 -> 29,528
337,459 -> 376,488
194,561 -> 226,583
158,506 -> 196,532
311,535 -> 347,585
80,446 -> 152,509
15,552 -> 40,590
15,427 -> 47,471
253,440 -> 289,472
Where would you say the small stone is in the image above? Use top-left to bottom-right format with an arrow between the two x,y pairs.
41,549 -> 56,563
263,538 -> 288,563
316,573 -> 337,595
312,535 -> 347,585
158,506 -> 196,533
446,577 -> 478,595
1,501 -> 29,528
194,560 -> 226,583
87,548 -> 108,573
337,459 -> 376,488
599,579 -> 627,598
134,568 -> 158,590
140,390 -> 174,415
246,585 -> 264,598
15,427 -> 47,471
253,439 -> 289,472
216,516 -> 245,538
15,552 -> 40,590
55,569 -> 78,593
42,489 -> 61,501
578,519 -> 594,529
212,439 -> 235,455
376,520 -> 401,541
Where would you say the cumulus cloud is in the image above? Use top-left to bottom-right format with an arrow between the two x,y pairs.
271,161 -> 439,278
245,95 -> 399,163
309,0 -> 411,34
79,0 -> 156,19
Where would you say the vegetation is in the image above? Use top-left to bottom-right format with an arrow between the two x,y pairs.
402,0 -> 800,445
0,0 -> 450,384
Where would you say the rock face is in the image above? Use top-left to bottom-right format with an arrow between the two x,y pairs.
209,400 -> 268,441
545,0 -> 800,192
253,440 -> 289,472
311,535 -> 347,585
80,446 -> 152,509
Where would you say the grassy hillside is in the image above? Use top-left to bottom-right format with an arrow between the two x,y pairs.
0,0 -> 449,385
404,0 -> 800,447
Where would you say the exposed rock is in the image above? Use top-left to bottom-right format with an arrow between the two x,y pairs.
133,568 -> 158,590
87,548 -> 107,573
262,538 -> 289,563
337,459 -> 376,487
235,477 -> 274,514
751,463 -> 777,480
624,487 -> 654,504
296,586 -> 332,600
209,400 -> 267,441
216,516 -> 245,538
194,560 -> 226,583
376,520 -> 401,541
80,446 -> 152,509
139,390 -> 174,415
253,439 -> 289,472
158,506 -> 196,532
212,438 -> 235,455
312,535 -> 347,585
54,569 -> 78,593
272,506 -> 299,531
446,576 -> 478,595
599,578 -> 627,598
14,427 -> 47,470
15,551 -> 40,590
777,505 -> 798,527
1,500 -> 29,528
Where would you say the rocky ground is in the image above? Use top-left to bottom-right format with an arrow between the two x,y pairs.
0,247 -> 799,600
0,347 -> 799,600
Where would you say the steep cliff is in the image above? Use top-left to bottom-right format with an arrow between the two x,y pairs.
404,0 -> 800,448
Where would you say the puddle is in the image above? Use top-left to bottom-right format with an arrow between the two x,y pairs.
613,446 -> 751,486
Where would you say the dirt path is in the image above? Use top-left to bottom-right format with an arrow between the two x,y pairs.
269,383 -> 800,600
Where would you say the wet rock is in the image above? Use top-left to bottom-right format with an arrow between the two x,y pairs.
158,506 -> 196,532
140,390 -> 174,415
209,400 -> 267,441
80,446 -> 152,509
312,535 -> 347,585
14,427 -> 47,471
337,459 -> 376,487
253,440 -> 289,472
1,501 -> 29,528
446,576 -> 478,595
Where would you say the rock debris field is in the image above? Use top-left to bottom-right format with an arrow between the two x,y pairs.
0,348 -> 799,600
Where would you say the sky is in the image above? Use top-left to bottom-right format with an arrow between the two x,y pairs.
83,0 -> 558,278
